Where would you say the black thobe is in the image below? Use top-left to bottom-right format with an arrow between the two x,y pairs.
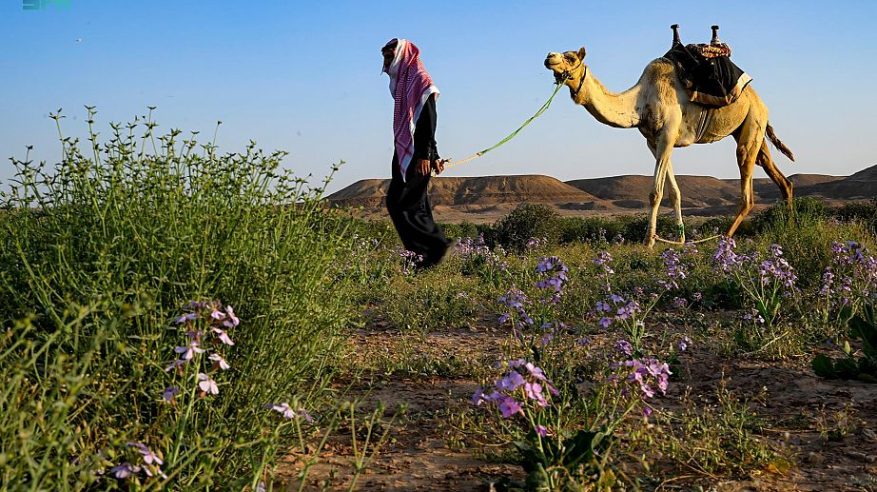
386,93 -> 451,269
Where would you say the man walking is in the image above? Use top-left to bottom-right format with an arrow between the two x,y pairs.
381,38 -> 452,270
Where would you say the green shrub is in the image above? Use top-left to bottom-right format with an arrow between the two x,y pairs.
493,203 -> 561,252
0,111 -> 356,489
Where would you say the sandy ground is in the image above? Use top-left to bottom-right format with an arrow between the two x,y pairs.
277,322 -> 877,491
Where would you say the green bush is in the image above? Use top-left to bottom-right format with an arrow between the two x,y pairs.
493,203 -> 561,252
0,111 -> 356,489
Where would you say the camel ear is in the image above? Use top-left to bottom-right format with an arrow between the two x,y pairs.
577,47 -> 587,60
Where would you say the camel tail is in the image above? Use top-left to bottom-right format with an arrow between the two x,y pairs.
766,123 -> 795,162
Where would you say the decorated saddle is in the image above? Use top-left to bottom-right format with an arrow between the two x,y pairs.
663,25 -> 752,107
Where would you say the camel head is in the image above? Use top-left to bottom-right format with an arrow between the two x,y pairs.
544,47 -> 587,84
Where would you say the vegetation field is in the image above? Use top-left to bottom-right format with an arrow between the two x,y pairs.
2,117 -> 877,491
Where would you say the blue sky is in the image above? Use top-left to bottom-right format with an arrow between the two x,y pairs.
2,0 -> 876,192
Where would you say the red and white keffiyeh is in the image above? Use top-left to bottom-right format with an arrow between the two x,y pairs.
383,38 -> 439,181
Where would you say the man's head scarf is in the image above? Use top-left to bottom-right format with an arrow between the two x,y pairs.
383,38 -> 439,181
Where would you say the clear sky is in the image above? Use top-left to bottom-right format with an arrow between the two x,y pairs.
2,0 -> 876,193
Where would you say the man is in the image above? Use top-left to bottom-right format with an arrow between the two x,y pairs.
381,38 -> 451,269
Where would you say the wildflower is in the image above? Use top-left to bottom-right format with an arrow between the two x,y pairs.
691,292 -> 703,302
498,371 -> 526,391
175,312 -> 198,325
212,327 -> 235,346
110,463 -> 140,479
713,236 -> 743,272
127,442 -> 163,466
615,339 -> 633,357
198,373 -> 219,395
616,301 -> 640,320
497,395 -> 523,418
164,359 -> 187,373
624,358 -> 672,399
174,340 -> 204,361
535,424 -> 549,437
162,386 -> 180,402
524,382 -> 549,407
223,305 -> 240,328
593,251 -> 614,274
677,336 -> 691,352
743,310 -> 766,325
643,406 -> 653,418
599,316 -> 612,328
209,353 -> 231,370
269,402 -> 294,419
672,297 -> 688,310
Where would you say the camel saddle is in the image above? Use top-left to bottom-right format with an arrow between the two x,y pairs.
663,24 -> 752,107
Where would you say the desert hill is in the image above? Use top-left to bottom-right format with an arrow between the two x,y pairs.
328,175 -> 607,210
327,165 -> 876,222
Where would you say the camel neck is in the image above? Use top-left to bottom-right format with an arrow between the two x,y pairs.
570,70 -> 641,129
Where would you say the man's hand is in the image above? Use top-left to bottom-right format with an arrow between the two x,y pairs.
432,159 -> 449,175
416,158 -> 431,176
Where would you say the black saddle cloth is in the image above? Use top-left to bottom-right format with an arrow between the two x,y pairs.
663,42 -> 752,107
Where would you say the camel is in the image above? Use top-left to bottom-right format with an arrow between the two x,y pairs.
544,44 -> 795,247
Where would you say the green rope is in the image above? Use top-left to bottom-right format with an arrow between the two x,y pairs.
440,80 -> 568,174
477,82 -> 566,156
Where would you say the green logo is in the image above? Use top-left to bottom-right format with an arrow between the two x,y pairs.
23,0 -> 71,10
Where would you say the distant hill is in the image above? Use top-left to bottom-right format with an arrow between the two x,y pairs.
326,165 -> 876,222
328,175 -> 608,209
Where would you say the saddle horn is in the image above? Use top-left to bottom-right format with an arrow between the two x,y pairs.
710,25 -> 721,45
671,24 -> 681,46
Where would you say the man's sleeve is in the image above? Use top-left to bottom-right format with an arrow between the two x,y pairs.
413,94 -> 439,161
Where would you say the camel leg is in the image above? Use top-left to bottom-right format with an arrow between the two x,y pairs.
646,138 -> 676,248
665,162 -> 685,243
727,122 -> 764,237
757,140 -> 795,217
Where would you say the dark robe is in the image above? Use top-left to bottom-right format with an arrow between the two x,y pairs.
386,93 -> 451,269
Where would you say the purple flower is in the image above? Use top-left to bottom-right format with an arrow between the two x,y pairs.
677,336 -> 691,352
593,251 -> 614,271
269,402 -> 295,419
162,386 -> 180,402
497,395 -> 523,418
471,387 -> 486,406
535,424 -> 548,437
623,357 -> 672,399
110,463 -> 140,479
498,371 -> 525,391
713,236 -> 743,272
643,406 -> 653,418
672,297 -> 689,310
198,373 -> 219,395
212,327 -> 235,346
209,353 -> 230,370
175,312 -> 198,325
692,292 -> 703,302
127,442 -> 163,466
174,340 -> 204,360
223,305 -> 240,328
599,317 -> 612,328
615,339 -> 633,357
164,359 -> 186,373
524,382 -> 548,407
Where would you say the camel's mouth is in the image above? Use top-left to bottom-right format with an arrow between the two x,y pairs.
544,58 -> 562,70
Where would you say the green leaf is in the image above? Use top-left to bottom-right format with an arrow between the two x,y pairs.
812,355 -> 837,378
